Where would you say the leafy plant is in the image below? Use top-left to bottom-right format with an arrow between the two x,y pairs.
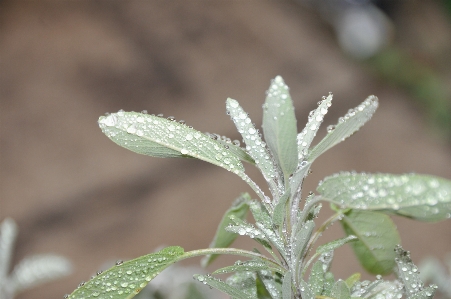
0,218 -> 72,299
67,76 -> 451,299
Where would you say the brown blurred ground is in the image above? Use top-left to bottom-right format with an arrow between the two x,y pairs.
0,1 -> 450,299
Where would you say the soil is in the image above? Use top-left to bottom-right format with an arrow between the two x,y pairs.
1,1 -> 450,299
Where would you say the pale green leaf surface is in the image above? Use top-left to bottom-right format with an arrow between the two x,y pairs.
216,139 -> 256,165
255,274 -> 273,299
272,190 -> 290,227
262,76 -> 298,178
318,172 -> 451,221
292,220 -> 315,267
308,95 -> 378,163
281,272 -> 291,299
257,270 -> 282,299
331,280 -> 351,299
212,260 -> 281,275
67,246 -> 184,299
308,261 -> 325,296
226,98 -> 278,185
195,274 -> 255,299
98,112 -> 244,175
341,210 -> 400,275
316,235 -> 358,255
297,93 -> 332,163
322,272 -> 335,297
299,280 -> 314,299
202,194 -> 250,267
226,271 -> 259,299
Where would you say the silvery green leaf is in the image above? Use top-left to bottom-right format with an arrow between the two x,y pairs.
257,270 -> 282,299
212,260 -> 281,275
226,98 -> 279,188
202,194 -> 250,267
98,112 -> 245,175
262,76 -> 298,179
0,218 -> 17,281
289,161 -> 311,220
308,261 -> 325,296
299,279 -> 314,299
297,93 -> 332,163
195,274 -> 255,299
351,279 -> 403,299
255,274 -> 274,299
216,138 -> 256,165
292,220 -> 315,268
272,190 -> 290,227
225,271 -> 258,299
394,245 -> 436,299
341,210 -> 400,275
308,95 -> 378,163
322,272 -> 335,297
317,172 -> 451,221
315,235 -> 358,255
9,254 -> 72,293
67,246 -> 185,299
331,280 -> 351,299
281,272 -> 291,299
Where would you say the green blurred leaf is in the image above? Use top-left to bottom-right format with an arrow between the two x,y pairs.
344,273 -> 360,289
331,280 -> 351,299
202,194 -> 250,267
322,272 -> 335,297
67,246 -> 185,299
255,274 -> 274,299
299,279 -> 314,299
318,172 -> 451,221
308,261 -> 325,296
195,274 -> 255,299
341,210 -> 400,275
262,76 -> 298,179
308,96 -> 378,163
316,235 -> 358,255
257,270 -> 282,299
98,112 -> 244,175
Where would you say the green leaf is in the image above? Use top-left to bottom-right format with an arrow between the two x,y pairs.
281,272 -> 292,299
195,274 -> 255,299
262,76 -> 298,179
308,261 -> 325,296
212,260 -> 281,275
226,98 -> 278,187
322,272 -> 335,297
299,279 -> 314,299
257,270 -> 282,299
67,246 -> 185,299
308,95 -> 378,163
272,190 -> 290,227
317,172 -> 451,221
98,112 -> 245,175
316,235 -> 358,255
255,274 -> 274,299
341,210 -> 400,275
202,194 -> 250,267
292,220 -> 315,268
216,139 -> 256,165
297,93 -> 332,163
344,273 -> 360,289
331,280 -> 351,299
227,271 -> 258,298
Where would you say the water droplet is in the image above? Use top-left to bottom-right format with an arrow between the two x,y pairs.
181,149 -> 189,155
248,128 -> 256,134
121,282 -> 128,287
186,134 -> 193,141
229,101 -> 239,108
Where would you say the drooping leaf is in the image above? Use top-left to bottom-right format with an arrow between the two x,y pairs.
262,76 -> 298,179
98,112 -> 245,175
331,280 -> 351,299
67,246 -> 185,299
195,273 -> 255,299
281,272 -> 292,299
308,261 -> 325,296
341,210 -> 400,275
394,245 -> 437,299
308,95 -> 378,163
226,98 -> 279,187
318,172 -> 451,221
297,93 -> 332,163
202,194 -> 250,267
315,235 -> 358,255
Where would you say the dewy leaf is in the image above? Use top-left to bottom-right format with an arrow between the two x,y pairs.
315,235 -> 358,255
308,261 -> 325,296
297,93 -> 332,163
195,274 -> 255,299
98,112 -> 245,175
317,172 -> 451,221
281,272 -> 292,299
341,210 -> 400,275
308,95 -> 378,163
394,245 -> 437,299
212,260 -> 281,275
331,280 -> 351,299
262,76 -> 298,179
67,246 -> 184,299
216,139 -> 256,165
202,194 -> 250,267
272,189 -> 290,227
226,98 -> 279,189
299,279 -> 314,299
257,270 -> 282,299
292,220 -> 315,269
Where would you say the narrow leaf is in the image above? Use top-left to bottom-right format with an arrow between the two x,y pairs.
308,261 -> 325,296
262,76 -> 298,178
341,210 -> 400,275
331,280 -> 351,299
255,273 -> 274,299
202,194 -> 250,267
212,260 -> 281,275
308,95 -> 378,163
292,220 -> 315,268
322,272 -> 335,297
195,274 -> 255,299
67,246 -> 185,299
344,273 -> 360,289
316,235 -> 358,255
98,112 -> 245,175
297,93 -> 332,163
281,272 -> 292,299
272,190 -> 290,227
318,172 -> 451,221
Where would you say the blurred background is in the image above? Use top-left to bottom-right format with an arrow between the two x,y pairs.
1,1 -> 450,298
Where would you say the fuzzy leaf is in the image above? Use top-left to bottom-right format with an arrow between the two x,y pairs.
272,190 -> 290,227
67,246 -> 184,299
308,261 -> 325,296
202,194 -> 250,267
213,260 -> 281,275
316,235 -> 358,255
226,98 -> 278,185
308,95 -> 378,163
281,272 -> 292,299
227,271 -> 259,299
257,270 -> 282,299
318,172 -> 451,221
98,112 -> 245,175
292,220 -> 315,267
262,76 -> 298,178
297,94 -> 332,163
195,274 -> 255,299
216,138 -> 256,165
299,279 -> 314,299
341,210 -> 400,275
331,280 -> 351,299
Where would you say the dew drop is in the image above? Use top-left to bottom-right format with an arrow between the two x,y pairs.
181,149 -> 189,155
186,134 -> 193,141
